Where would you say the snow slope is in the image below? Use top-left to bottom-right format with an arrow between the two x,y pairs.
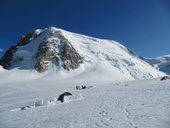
1,27 -> 165,81
0,73 -> 170,128
0,27 -> 168,127
145,55 -> 170,74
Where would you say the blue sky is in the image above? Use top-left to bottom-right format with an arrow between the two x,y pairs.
0,0 -> 170,57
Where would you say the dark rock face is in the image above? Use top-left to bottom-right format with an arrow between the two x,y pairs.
0,29 -> 83,72
0,46 -> 17,68
62,43 -> 83,70
34,31 -> 83,72
34,41 -> 54,72
17,30 -> 41,46
0,30 -> 42,69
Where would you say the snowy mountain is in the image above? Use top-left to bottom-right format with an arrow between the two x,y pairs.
145,55 -> 170,74
0,27 -> 169,128
0,27 -> 165,81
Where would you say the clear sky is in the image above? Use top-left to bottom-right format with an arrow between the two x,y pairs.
0,0 -> 170,58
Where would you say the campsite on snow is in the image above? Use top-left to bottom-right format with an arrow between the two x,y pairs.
0,27 -> 170,128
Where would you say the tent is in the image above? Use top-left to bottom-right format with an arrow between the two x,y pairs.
57,92 -> 72,102
160,76 -> 170,81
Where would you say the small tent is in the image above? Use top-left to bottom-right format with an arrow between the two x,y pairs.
160,76 -> 170,81
57,92 -> 72,102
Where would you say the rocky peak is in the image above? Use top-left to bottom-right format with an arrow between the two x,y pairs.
17,29 -> 43,46
0,30 -> 42,69
0,27 -> 83,72
34,30 -> 83,72
0,27 -> 164,80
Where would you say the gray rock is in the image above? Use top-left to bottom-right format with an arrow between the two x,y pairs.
34,30 -> 83,72
0,30 -> 42,69
0,46 -> 17,69
0,29 -> 83,72
17,30 -> 41,46
62,43 -> 83,70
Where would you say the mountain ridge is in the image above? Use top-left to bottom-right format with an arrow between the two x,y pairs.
0,27 -> 165,81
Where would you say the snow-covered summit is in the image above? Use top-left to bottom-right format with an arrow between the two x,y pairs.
0,27 -> 165,81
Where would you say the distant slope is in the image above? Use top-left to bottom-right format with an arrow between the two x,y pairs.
145,55 -> 170,74
0,27 -> 165,81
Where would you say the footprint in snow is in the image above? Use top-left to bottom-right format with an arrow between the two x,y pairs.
99,110 -> 108,116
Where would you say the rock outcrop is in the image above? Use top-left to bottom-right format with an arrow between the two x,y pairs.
17,30 -> 42,46
34,30 -> 83,72
0,28 -> 83,72
0,27 -> 164,79
0,46 -> 17,69
0,30 -> 42,69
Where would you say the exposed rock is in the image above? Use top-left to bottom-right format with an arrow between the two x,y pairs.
0,28 -> 84,72
34,30 -> 83,72
62,43 -> 83,70
0,30 -> 42,69
0,46 -> 17,68
17,30 -> 42,46
34,41 -> 54,72
0,26 -> 164,79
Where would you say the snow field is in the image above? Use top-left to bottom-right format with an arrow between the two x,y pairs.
0,76 -> 169,128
